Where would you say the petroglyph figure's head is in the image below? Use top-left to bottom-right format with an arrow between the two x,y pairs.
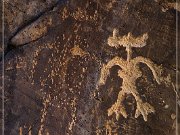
108,28 -> 148,48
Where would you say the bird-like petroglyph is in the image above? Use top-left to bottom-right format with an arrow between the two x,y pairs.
98,29 -> 168,121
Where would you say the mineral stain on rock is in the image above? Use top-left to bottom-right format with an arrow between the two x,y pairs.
3,0 -> 179,135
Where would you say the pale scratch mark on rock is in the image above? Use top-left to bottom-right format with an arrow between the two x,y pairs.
19,127 -> 23,135
60,6 -> 99,22
38,94 -> 51,135
68,97 -> 77,135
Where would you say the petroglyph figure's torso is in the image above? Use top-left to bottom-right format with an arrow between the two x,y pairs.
118,61 -> 142,90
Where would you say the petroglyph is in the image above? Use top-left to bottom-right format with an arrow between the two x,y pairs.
70,45 -> 88,57
98,29 -> 170,121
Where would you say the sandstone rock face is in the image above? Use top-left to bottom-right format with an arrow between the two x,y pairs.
3,0 -> 59,54
3,0 -> 179,135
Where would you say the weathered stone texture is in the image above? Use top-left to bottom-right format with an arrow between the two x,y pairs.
3,0 -> 179,135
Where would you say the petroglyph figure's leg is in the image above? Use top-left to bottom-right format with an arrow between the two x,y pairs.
131,89 -> 155,121
108,90 -> 127,120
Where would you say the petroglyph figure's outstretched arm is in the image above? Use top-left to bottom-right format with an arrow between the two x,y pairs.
133,56 -> 162,84
98,56 -> 126,86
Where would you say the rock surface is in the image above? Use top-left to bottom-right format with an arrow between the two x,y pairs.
2,0 -> 179,135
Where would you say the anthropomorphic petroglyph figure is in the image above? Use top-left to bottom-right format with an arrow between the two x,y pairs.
98,29 -> 164,121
